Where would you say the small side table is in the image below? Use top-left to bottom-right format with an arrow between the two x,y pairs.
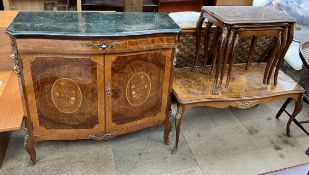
195,6 -> 296,94
0,71 -> 24,168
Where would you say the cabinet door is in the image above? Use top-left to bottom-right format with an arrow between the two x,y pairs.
105,50 -> 173,135
22,54 -> 105,138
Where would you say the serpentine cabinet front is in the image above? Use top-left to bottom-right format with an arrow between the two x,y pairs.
12,36 -> 176,163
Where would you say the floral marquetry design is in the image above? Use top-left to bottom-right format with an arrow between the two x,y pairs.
111,52 -> 167,125
126,72 -> 151,106
30,57 -> 99,129
51,78 -> 82,113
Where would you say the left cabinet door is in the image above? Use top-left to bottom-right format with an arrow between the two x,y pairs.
22,54 -> 105,139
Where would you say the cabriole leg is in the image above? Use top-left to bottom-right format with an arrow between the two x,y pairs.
24,128 -> 36,165
172,104 -> 184,154
164,109 -> 173,145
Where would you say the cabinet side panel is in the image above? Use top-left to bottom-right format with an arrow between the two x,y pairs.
30,57 -> 99,129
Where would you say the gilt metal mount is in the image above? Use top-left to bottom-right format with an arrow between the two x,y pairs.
89,132 -> 115,141
82,41 -> 125,49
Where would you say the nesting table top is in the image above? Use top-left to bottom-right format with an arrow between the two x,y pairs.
202,6 -> 296,25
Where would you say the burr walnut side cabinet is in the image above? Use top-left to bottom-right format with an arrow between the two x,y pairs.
6,11 -> 180,164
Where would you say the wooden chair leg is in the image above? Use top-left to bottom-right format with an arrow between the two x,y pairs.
292,118 -> 309,136
24,128 -> 36,165
276,98 -> 292,119
286,95 -> 303,137
172,105 -> 184,154
164,109 -> 173,145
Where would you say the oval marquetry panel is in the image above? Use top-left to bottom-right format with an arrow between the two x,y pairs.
126,72 -> 151,106
51,78 -> 82,113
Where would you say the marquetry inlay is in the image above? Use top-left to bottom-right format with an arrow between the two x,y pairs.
51,78 -> 82,113
126,72 -> 151,106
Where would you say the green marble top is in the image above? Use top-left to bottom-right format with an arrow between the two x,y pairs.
6,12 -> 180,38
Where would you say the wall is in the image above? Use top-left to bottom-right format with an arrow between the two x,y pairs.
216,0 -> 253,6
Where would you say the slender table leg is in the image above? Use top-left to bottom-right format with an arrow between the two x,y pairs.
202,22 -> 213,71
220,29 -> 235,86
0,131 -> 11,168
263,35 -> 280,85
245,36 -> 257,70
274,23 -> 295,85
266,31 -> 283,84
164,109 -> 173,145
225,34 -> 240,89
172,104 -> 184,154
192,13 -> 206,71
210,28 -> 219,74
286,94 -> 303,137
258,38 -> 276,63
267,28 -> 288,85
213,26 -> 230,94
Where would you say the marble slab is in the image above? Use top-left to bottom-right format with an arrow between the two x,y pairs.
6,12 -> 180,38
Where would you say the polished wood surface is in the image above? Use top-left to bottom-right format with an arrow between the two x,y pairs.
194,6 -> 296,94
0,11 -> 18,71
0,71 -> 23,168
166,64 -> 304,153
16,36 -> 176,54
0,28 -> 12,71
260,162 -> 309,175
173,64 -> 303,104
124,0 -> 144,12
202,6 -> 295,25
0,13 -> 22,168
12,33 -> 176,164
0,11 -> 18,28
24,56 -> 102,130
0,71 -> 23,132
158,0 -> 211,12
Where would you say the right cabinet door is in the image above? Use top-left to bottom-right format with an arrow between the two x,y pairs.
105,50 -> 173,135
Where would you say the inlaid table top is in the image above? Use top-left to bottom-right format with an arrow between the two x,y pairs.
6,11 -> 180,38
202,6 -> 296,25
173,64 -> 303,104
